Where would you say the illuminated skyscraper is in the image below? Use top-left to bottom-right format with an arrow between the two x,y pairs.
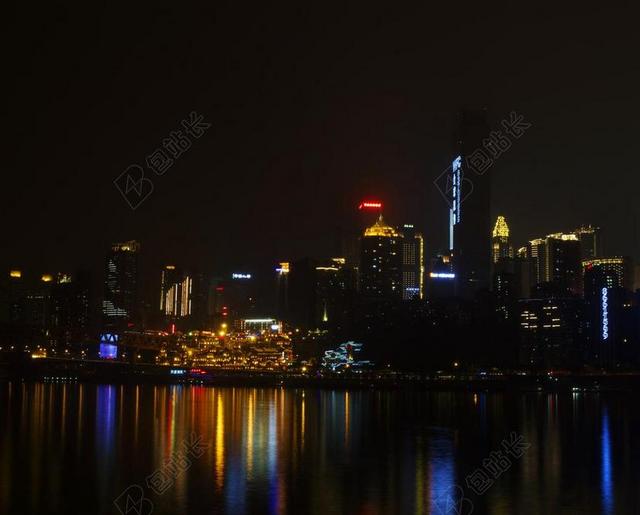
400,224 -> 424,300
583,257 -> 635,367
359,215 -> 402,299
103,240 -> 139,327
583,257 -> 633,293
159,265 -> 181,316
492,216 -> 513,264
159,265 -> 194,320
450,109 -> 492,297
524,233 -> 582,296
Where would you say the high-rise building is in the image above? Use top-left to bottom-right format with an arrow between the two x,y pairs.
524,233 -> 582,296
583,257 -> 633,293
427,252 -> 456,298
400,224 -> 424,300
103,240 -> 139,328
582,257 -> 638,367
50,270 -> 92,343
159,265 -> 181,317
275,262 -> 290,322
159,265 -> 194,323
315,258 -> 356,330
545,234 -> 582,295
492,216 -> 513,264
449,109 -> 492,297
359,215 -> 402,299
518,297 -> 584,369
574,225 -> 601,260
582,257 -> 636,368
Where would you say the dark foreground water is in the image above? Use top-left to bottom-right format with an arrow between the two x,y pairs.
0,383 -> 638,515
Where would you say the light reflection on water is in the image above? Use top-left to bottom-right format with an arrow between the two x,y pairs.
0,384 -> 638,514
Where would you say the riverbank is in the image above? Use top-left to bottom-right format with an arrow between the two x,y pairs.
3,355 -> 640,392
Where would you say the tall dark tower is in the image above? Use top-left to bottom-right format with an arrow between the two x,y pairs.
450,109 -> 491,298
103,240 -> 140,329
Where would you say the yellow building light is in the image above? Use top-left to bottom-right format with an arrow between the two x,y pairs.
364,215 -> 399,237
9,270 -> 22,278
41,274 -> 53,283
492,216 -> 510,239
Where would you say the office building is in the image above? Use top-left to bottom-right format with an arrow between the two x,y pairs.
492,216 -> 513,264
400,224 -> 425,300
524,233 -> 582,296
103,240 -> 140,328
574,225 -> 601,260
518,297 -> 584,369
449,109 -> 492,297
359,215 -> 402,299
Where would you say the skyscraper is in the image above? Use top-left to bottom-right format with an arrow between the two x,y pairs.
315,257 -> 355,329
583,257 -> 633,293
450,109 -> 491,297
103,240 -> 139,328
583,257 -> 635,367
574,225 -> 601,260
400,224 -> 424,300
359,215 -> 402,299
159,265 -> 181,316
491,216 -> 513,264
525,233 -> 582,296
159,265 -> 194,324
544,234 -> 582,296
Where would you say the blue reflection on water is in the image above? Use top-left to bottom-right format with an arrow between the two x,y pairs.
95,385 -> 116,501
429,431 -> 456,512
601,407 -> 613,515
95,385 -> 116,451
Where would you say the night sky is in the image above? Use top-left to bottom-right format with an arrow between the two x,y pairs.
4,4 -> 640,287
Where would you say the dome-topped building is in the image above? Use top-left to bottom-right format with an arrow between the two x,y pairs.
360,214 -> 402,299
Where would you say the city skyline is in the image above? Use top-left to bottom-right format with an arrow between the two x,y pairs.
4,6 -> 640,280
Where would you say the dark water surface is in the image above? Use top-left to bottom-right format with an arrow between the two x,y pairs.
0,382 -> 638,514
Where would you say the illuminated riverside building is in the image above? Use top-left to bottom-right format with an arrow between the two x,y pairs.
203,273 -> 256,329
491,216 -> 516,316
427,252 -> 455,298
583,257 -> 633,292
450,109 -> 492,298
583,257 -> 637,367
492,216 -> 513,264
103,240 -> 139,328
359,215 -> 402,299
518,297 -> 584,369
275,262 -> 290,321
158,265 -> 207,331
524,233 -> 582,296
400,225 -> 424,300
159,265 -> 181,316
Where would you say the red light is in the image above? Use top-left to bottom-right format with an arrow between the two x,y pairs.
358,201 -> 383,210
170,323 -> 176,335
216,287 -> 224,292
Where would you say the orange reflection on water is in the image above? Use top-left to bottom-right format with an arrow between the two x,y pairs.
215,390 -> 225,490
